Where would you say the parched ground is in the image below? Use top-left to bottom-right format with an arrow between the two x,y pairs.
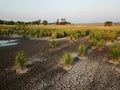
0,37 -> 120,90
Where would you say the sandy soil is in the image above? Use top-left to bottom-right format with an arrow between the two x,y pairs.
0,37 -> 120,90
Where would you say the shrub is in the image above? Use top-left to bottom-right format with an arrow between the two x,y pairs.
94,31 -> 103,40
78,44 -> 86,56
105,31 -> 116,42
90,38 -> 97,47
42,20 -> 48,25
70,32 -> 81,41
74,32 -> 81,40
97,39 -> 105,50
109,44 -> 120,61
15,51 -> 27,69
63,52 -> 73,66
81,31 -> 87,37
50,40 -> 57,47
52,32 -> 58,39
89,31 -> 95,39
89,31 -> 106,41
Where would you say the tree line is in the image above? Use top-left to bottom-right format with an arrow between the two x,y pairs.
0,19 -> 116,26
0,20 -> 49,25
0,18 -> 71,25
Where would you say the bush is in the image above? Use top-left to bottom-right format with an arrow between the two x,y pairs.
97,39 -> 105,50
50,40 -> 57,47
42,20 -> 48,25
52,32 -> 58,38
95,32 -> 104,40
78,44 -> 86,56
105,31 -> 116,42
90,38 -> 97,47
109,44 -> 120,61
81,31 -> 87,37
70,32 -> 81,41
15,51 -> 27,69
63,52 -> 73,66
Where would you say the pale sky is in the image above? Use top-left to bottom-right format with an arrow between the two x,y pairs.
0,0 -> 120,23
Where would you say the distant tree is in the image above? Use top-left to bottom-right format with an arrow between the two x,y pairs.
60,18 -> 67,25
42,20 -> 48,25
38,20 -> 41,25
17,21 -> 25,25
104,21 -> 113,26
56,19 -> 59,25
32,20 -> 41,25
0,20 -> 4,24
7,21 -> 15,25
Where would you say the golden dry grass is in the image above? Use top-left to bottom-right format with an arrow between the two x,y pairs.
1,24 -> 120,31
28,24 -> 120,31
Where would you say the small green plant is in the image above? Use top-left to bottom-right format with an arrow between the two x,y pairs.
90,38 -> 97,48
78,44 -> 86,56
15,51 -> 27,70
105,31 -> 116,42
50,40 -> 57,47
73,32 -> 81,40
63,52 -> 73,67
109,44 -> 120,62
97,39 -> 105,51
52,32 -> 58,39
70,32 -> 81,41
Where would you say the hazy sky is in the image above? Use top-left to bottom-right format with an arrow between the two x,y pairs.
0,0 -> 120,23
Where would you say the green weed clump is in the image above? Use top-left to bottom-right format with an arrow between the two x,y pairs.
78,44 -> 86,56
15,51 -> 27,70
90,38 -> 97,48
105,31 -> 117,42
97,39 -> 105,51
63,52 -> 73,66
50,40 -> 57,47
70,32 -> 81,41
109,44 -> 120,62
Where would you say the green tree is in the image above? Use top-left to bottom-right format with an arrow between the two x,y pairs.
42,20 -> 48,25
104,21 -> 113,26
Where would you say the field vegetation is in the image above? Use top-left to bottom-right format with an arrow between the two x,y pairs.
0,24 -> 120,39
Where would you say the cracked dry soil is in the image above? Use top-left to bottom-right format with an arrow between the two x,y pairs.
0,37 -> 120,90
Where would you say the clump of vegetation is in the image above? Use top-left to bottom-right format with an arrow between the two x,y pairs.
90,38 -> 97,49
52,31 -> 66,39
70,32 -> 81,41
63,52 -> 73,67
97,39 -> 105,51
50,40 -> 57,47
52,32 -> 57,39
15,51 -> 27,70
78,44 -> 86,57
104,21 -> 112,26
109,44 -> 120,62
105,31 -> 116,42
89,31 -> 105,41
42,20 -> 48,25
81,31 -> 87,37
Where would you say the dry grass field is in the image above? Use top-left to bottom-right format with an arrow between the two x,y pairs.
28,24 -> 120,31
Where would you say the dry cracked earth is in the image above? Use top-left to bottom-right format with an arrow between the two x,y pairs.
0,37 -> 120,90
